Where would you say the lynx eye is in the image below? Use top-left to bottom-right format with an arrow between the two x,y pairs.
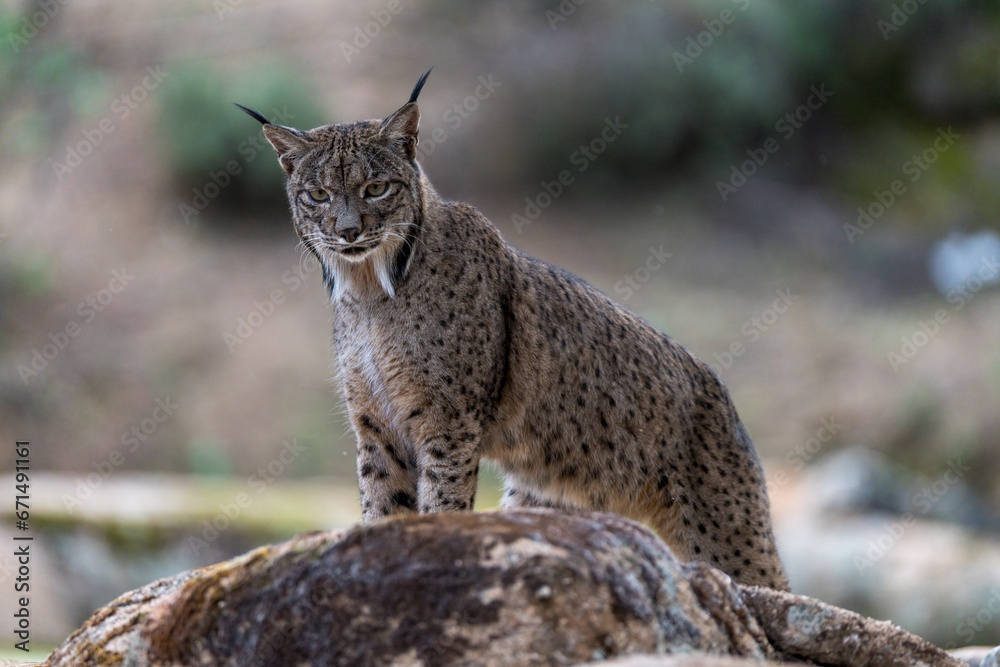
307,189 -> 330,202
364,181 -> 387,198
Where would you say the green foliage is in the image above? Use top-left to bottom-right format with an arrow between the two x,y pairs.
0,250 -> 55,349
475,464 -> 505,510
2,251 -> 55,299
157,63 -> 327,225
420,1 -> 1000,233
187,437 -> 234,477
490,1 -> 845,182
0,6 -> 108,159
833,124 -> 986,231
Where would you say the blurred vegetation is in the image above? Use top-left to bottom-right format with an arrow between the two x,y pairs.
0,0 -> 996,481
0,5 -> 96,354
0,0 -> 995,473
157,63 -> 327,224
6,0 -> 997,233
2,4 -> 999,645
421,0 -> 1000,233
0,8 -> 109,161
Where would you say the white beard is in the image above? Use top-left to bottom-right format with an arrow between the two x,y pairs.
325,240 -> 400,302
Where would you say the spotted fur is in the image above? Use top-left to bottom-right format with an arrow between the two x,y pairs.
243,72 -> 789,589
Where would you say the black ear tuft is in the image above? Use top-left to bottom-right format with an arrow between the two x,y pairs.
408,68 -> 433,105
233,103 -> 271,125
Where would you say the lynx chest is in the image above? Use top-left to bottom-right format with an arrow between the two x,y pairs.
333,301 -> 425,433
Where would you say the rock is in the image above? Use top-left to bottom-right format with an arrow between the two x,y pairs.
776,448 -> 1000,646
586,657 -> 780,666
801,446 -> 994,530
801,445 -> 906,515
949,645 -> 1000,666
44,567 -> 200,665
741,586 -> 962,666
929,230 -> 1000,296
44,509 -> 962,666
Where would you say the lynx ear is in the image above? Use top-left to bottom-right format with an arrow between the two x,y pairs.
380,69 -> 432,160
234,103 -> 311,175
262,125 -> 312,175
381,103 -> 420,159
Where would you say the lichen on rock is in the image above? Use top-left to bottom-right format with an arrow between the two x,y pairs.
43,509 -> 965,666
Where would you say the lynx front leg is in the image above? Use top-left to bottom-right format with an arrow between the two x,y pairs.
354,417 -> 418,522
415,424 -> 482,513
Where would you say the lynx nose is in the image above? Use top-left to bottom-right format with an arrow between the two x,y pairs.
339,226 -> 361,243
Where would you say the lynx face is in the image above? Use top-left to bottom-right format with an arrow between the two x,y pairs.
285,122 -> 419,267
239,81 -> 427,299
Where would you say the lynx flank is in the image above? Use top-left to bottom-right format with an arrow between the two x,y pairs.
238,71 -> 789,589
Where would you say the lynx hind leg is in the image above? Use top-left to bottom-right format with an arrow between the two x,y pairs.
666,423 -> 789,591
500,482 -> 571,511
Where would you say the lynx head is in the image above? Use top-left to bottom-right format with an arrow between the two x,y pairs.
236,70 -> 432,299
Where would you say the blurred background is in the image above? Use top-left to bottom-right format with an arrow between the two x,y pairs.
1,0 -> 999,658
